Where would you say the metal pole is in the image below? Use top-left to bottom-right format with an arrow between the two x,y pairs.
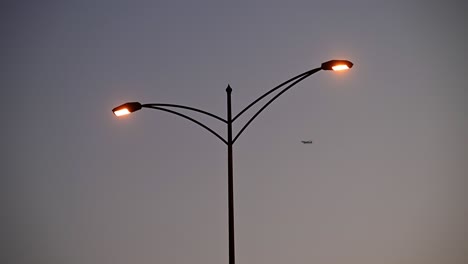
226,85 -> 235,264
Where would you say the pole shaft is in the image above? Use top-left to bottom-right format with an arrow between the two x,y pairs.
226,85 -> 235,264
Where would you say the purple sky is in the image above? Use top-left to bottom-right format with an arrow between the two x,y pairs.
2,1 -> 467,263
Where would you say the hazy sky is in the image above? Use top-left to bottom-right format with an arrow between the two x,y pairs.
2,1 -> 467,263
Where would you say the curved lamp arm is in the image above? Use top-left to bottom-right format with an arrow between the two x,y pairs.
232,67 -> 321,143
112,60 -> 352,145
143,103 -> 227,123
232,68 -> 320,122
143,105 -> 228,145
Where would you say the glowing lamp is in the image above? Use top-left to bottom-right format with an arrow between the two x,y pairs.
112,102 -> 142,116
332,64 -> 350,71
321,60 -> 353,71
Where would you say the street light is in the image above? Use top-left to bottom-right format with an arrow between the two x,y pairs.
112,59 -> 353,264
321,60 -> 353,71
112,102 -> 142,116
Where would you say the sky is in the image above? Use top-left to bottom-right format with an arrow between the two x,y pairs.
2,0 -> 467,263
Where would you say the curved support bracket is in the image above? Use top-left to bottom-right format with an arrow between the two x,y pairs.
232,68 -> 321,143
143,105 -> 228,145
232,68 -> 321,122
143,103 -> 227,123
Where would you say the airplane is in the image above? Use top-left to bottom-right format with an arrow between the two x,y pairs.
301,140 -> 312,144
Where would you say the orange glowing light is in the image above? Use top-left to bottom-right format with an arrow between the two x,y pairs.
113,108 -> 131,116
321,60 -> 353,71
331,64 -> 350,71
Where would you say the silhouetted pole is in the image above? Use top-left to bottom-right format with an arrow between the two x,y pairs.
112,60 -> 353,264
226,85 -> 235,264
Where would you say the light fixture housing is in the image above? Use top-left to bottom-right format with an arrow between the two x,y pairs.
112,102 -> 142,116
321,60 -> 354,71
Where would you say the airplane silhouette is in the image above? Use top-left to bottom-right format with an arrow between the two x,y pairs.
301,140 -> 312,144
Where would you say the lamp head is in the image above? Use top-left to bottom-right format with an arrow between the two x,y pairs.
112,102 -> 142,116
321,60 -> 354,71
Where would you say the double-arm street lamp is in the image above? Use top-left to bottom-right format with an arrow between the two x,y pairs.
112,59 -> 353,264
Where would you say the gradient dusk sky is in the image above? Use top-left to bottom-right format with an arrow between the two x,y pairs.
2,1 -> 467,263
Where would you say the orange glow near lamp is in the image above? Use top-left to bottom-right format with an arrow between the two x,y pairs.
112,102 -> 142,116
321,60 -> 353,71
